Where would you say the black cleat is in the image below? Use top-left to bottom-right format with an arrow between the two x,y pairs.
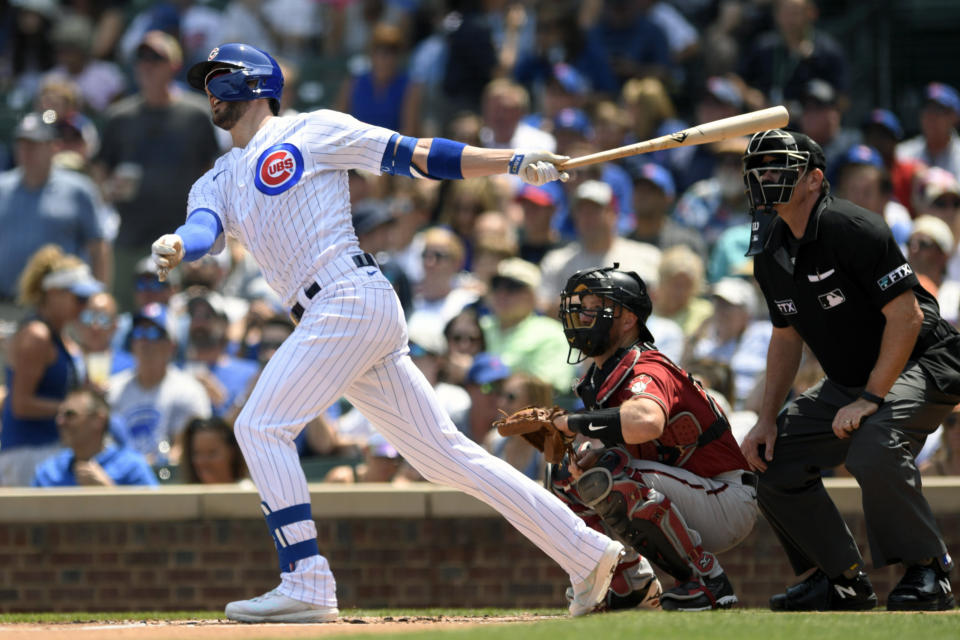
887,563 -> 956,611
770,569 -> 877,611
660,572 -> 738,611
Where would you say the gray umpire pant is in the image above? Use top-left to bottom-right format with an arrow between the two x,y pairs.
758,361 -> 957,578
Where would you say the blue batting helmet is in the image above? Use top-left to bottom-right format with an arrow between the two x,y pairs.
187,43 -> 283,103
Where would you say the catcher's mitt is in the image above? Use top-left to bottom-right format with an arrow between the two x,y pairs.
494,406 -> 572,465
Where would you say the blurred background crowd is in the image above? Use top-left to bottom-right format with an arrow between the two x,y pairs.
1,0 -> 959,489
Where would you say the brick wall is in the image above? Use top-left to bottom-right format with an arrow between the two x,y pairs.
1,508 -> 958,612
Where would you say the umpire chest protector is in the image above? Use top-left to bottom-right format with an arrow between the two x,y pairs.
576,345 -> 730,467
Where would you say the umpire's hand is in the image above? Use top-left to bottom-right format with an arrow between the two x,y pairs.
741,418 -> 777,473
151,233 -> 184,282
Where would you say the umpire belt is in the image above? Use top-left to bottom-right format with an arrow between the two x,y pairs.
290,253 -> 379,324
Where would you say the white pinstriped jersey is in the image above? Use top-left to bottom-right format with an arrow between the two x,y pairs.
187,110 -> 394,306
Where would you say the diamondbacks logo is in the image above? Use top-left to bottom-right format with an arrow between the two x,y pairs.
877,263 -> 913,290
818,288 -> 846,309
776,299 -> 798,315
630,374 -> 653,395
255,143 -> 303,195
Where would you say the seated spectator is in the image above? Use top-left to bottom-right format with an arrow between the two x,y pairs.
33,387 -> 156,487
678,77 -> 746,190
920,405 -> 960,477
621,77 -> 690,175
76,291 -> 134,392
796,78 -> 860,170
178,416 -> 249,485
516,184 -> 563,265
0,245 -> 102,486
483,372 -> 550,480
685,277 -> 772,408
183,294 -> 260,418
464,352 -> 511,444
108,303 -> 212,464
440,307 -> 486,387
46,13 -> 125,113
861,108 -> 915,215
627,160 -> 705,256
481,258 -> 575,396
408,227 -> 479,330
832,144 -> 912,246
906,216 -> 957,319
539,180 -> 661,316
353,199 -> 412,315
672,137 -> 753,253
651,244 -> 713,336
897,82 -> 960,179
111,255 -> 180,353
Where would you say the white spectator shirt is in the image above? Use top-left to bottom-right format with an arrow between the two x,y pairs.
187,110 -> 395,306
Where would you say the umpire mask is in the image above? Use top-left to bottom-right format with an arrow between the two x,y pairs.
559,264 -> 655,364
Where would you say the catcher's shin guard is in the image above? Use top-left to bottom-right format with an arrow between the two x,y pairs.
575,466 -> 711,583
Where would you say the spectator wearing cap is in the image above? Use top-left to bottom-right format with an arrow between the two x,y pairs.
33,387 -> 157,487
518,63 -> 590,133
685,277 -> 772,408
107,302 -> 212,465
738,0 -> 848,106
0,112 -> 112,306
552,107 -> 635,236
628,160 -> 706,257
897,82 -> 960,179
539,180 -> 661,316
110,255 -> 181,354
335,23 -> 413,133
92,29 -> 219,313
832,144 -> 912,247
797,78 -> 861,170
861,108 -> 925,218
673,136 -> 753,256
907,215 -> 955,302
183,294 -> 260,419
46,13 -> 126,113
516,184 -> 563,265
480,258 -> 575,397
352,199 -> 412,315
464,352 -> 512,443
0,244 -> 103,486
919,168 -> 960,237
34,77 -> 104,168
677,76 -> 746,190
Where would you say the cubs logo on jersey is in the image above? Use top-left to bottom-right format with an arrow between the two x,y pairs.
255,143 -> 304,195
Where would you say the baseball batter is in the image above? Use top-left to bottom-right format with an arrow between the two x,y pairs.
151,43 -> 623,623
549,265 -> 758,611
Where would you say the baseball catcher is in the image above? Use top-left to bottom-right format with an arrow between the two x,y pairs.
522,264 -> 759,611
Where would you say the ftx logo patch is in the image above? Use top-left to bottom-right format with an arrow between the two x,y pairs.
818,288 -> 846,309
877,263 -> 913,290
776,299 -> 798,315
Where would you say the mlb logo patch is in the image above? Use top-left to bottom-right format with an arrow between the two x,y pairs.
818,288 -> 846,309
776,299 -> 798,315
255,143 -> 304,195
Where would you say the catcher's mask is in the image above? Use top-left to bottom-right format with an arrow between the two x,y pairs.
559,264 -> 654,364
742,129 -> 825,255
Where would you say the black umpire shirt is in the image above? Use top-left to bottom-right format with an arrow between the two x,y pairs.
754,194 -> 960,391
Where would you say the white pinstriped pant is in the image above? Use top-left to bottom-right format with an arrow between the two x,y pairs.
234,255 -> 611,606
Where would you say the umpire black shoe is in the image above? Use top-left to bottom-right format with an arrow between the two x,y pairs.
660,571 -> 738,611
887,562 -> 956,611
770,569 -> 877,611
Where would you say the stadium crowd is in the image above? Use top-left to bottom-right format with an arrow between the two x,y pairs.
0,0 -> 959,488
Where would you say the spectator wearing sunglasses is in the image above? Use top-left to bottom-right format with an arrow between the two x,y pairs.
484,372 -> 552,480
408,227 -> 479,333
32,387 -> 156,487
75,291 -> 134,392
480,258 -> 575,398
0,245 -> 103,486
107,302 -> 211,465
440,307 -> 486,387
111,255 -> 180,354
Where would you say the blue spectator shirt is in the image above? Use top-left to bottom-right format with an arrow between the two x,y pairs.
32,444 -> 158,487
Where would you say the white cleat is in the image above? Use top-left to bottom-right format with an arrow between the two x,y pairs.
568,540 -> 626,617
225,588 -> 339,623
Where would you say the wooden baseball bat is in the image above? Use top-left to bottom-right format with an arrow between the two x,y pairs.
559,105 -> 789,170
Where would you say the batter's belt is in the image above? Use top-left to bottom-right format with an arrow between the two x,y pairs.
290,252 -> 379,323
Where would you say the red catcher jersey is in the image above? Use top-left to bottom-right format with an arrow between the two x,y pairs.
600,349 -> 749,478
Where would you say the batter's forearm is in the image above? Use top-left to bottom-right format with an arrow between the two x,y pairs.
411,139 -> 513,179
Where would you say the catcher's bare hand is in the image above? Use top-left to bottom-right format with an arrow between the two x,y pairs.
509,150 -> 570,186
151,233 -> 184,282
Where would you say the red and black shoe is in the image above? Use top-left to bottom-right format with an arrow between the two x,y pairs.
660,572 -> 738,611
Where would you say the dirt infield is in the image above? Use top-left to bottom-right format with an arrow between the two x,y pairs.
0,614 -> 557,640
